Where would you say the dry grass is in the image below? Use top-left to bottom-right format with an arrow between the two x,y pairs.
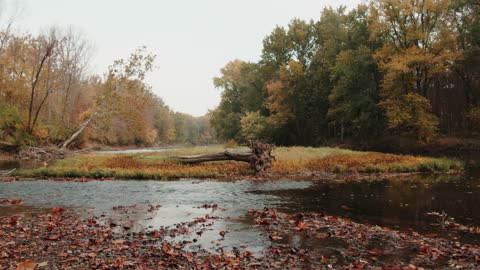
16,146 -> 463,180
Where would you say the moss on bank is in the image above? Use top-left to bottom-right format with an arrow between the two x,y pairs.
15,146 -> 464,180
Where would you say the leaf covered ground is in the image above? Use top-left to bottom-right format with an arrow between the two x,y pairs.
1,204 -> 478,269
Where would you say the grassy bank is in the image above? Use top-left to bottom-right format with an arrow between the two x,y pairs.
15,146 -> 464,180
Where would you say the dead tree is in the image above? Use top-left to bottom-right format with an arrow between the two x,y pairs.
176,141 -> 275,175
60,113 -> 96,150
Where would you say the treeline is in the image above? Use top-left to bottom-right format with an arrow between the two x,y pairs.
0,28 -> 215,149
211,0 -> 479,146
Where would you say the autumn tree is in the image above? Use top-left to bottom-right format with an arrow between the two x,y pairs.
210,60 -> 266,142
370,0 -> 457,141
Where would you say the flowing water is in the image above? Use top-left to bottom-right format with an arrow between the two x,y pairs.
1,169 -> 479,250
1,148 -> 479,252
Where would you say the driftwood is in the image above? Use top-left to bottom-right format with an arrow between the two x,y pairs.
177,141 -> 275,175
1,168 -> 16,177
16,146 -> 65,161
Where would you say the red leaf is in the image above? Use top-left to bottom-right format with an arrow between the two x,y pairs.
368,249 -> 383,256
10,199 -> 22,205
51,207 -> 65,214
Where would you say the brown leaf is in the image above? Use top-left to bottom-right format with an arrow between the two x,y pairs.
16,260 -> 36,270
320,256 -> 329,264
316,232 -> 328,239
112,239 -> 125,245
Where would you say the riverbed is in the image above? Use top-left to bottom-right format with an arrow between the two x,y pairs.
1,168 -> 479,252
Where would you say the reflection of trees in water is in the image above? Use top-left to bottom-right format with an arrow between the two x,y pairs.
267,173 -> 478,234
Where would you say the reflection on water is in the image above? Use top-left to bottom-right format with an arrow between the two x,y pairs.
0,159 -> 45,170
0,160 -> 19,170
0,180 -> 311,251
264,173 -> 480,233
0,172 -> 479,249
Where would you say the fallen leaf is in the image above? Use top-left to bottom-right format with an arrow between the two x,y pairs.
37,261 -> 48,267
269,235 -> 283,241
16,260 -> 35,270
296,221 -> 308,231
10,199 -> 22,205
320,256 -> 329,263
51,207 -> 65,214
368,249 -> 383,256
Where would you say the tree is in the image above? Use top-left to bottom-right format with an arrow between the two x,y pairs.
370,0 -> 456,141
328,46 -> 383,140
26,31 -> 58,134
240,111 -> 268,141
380,93 -> 439,143
451,0 -> 479,115
86,46 -> 157,146
211,60 -> 266,141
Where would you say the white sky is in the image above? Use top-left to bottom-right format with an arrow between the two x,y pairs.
14,0 -> 362,116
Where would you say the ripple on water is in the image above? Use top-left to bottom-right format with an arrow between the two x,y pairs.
1,173 -> 479,248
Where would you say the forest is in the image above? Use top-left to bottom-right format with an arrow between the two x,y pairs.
1,1 -> 479,269
0,31 -> 215,150
211,0 -> 479,148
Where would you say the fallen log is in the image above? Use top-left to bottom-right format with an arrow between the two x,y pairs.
176,141 -> 275,175
177,149 -> 252,163
16,146 -> 65,161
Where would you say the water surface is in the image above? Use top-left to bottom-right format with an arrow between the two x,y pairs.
1,172 -> 479,249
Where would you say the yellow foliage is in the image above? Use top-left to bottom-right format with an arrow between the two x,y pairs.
266,80 -> 292,127
380,93 -> 439,143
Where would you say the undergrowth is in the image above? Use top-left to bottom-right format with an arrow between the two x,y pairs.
16,146 -> 464,180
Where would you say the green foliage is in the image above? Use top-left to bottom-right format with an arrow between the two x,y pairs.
0,103 -> 35,147
0,103 -> 22,139
212,1 -> 475,146
211,60 -> 266,142
240,111 -> 268,141
328,46 -> 383,139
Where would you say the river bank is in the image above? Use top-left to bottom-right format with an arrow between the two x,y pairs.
8,146 -> 464,181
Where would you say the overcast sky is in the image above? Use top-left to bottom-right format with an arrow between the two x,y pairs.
15,0 -> 362,116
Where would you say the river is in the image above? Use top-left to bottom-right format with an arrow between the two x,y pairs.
1,168 -> 479,251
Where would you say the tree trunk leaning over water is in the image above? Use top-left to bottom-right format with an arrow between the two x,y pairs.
60,112 -> 96,150
176,141 -> 275,175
